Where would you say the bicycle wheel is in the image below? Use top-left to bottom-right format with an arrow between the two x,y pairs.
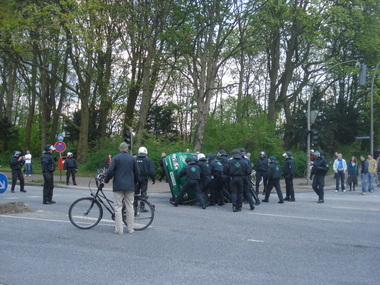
69,197 -> 103,229
123,198 -> 154,231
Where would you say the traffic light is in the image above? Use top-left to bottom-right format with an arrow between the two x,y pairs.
124,132 -> 132,150
311,129 -> 319,146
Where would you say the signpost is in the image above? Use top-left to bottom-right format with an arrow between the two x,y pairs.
54,141 -> 66,153
0,173 -> 9,194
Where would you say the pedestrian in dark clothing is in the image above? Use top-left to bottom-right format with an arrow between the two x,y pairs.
347,156 -> 358,191
282,151 -> 295,201
64,152 -> 78,185
172,156 -> 206,209
158,152 -> 167,182
262,156 -> 284,203
310,150 -> 329,203
224,149 -> 253,212
41,144 -> 56,204
360,155 -> 369,194
135,146 -> 156,200
9,151 -> 26,193
104,142 -> 140,234
255,151 -> 269,195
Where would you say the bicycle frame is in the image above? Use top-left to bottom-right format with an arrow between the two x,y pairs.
90,184 -> 116,219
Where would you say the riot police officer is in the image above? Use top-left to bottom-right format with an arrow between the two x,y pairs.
256,151 -> 269,195
283,151 -> 295,201
41,144 -> 56,204
240,148 -> 256,209
135,146 -> 156,200
310,150 -> 329,203
196,153 -> 212,203
64,152 -> 78,185
9,151 -> 26,193
224,149 -> 253,212
262,156 -> 284,203
217,149 -> 231,203
172,156 -> 206,209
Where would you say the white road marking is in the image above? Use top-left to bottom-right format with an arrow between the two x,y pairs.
247,239 -> 264,243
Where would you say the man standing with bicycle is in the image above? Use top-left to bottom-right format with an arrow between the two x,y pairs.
104,142 -> 140,234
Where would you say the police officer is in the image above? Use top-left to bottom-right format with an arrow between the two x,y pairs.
240,148 -> 256,209
64,152 -> 78,185
9,151 -> 26,193
256,151 -> 269,195
217,149 -> 231,203
310,150 -> 329,203
41,144 -> 56,204
283,151 -> 295,201
196,153 -> 212,204
224,149 -> 253,212
209,153 -> 225,206
135,147 -> 156,201
262,156 -> 284,203
172,156 -> 206,209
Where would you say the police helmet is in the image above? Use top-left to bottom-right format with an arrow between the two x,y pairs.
268,156 -> 276,163
218,149 -> 227,156
232,149 -> 241,156
259,151 -> 266,157
197,153 -> 206,161
185,156 -> 195,164
67,152 -> 73,156
44,144 -> 55,151
283,151 -> 292,158
138,146 -> 148,155
14,151 -> 22,156
314,150 -> 321,157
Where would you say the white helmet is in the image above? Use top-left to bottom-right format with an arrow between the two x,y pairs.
138,147 -> 148,155
197,153 -> 206,160
67,152 -> 73,156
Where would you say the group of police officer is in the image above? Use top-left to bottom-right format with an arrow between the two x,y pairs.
170,148 -> 297,212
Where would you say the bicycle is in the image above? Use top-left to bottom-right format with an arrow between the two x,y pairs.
68,170 -> 154,231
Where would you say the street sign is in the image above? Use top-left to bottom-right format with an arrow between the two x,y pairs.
54,141 -> 66,153
355,136 -> 371,140
58,133 -> 65,142
0,173 -> 9,194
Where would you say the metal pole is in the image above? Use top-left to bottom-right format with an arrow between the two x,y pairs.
307,60 -> 358,185
370,61 -> 380,156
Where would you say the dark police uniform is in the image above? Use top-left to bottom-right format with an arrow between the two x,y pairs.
218,150 -> 232,203
209,155 -> 225,205
64,156 -> 78,185
311,151 -> 329,203
263,156 -> 284,203
9,153 -> 25,193
135,154 -> 156,198
41,149 -> 56,204
283,153 -> 295,201
196,156 -> 212,201
223,150 -> 250,212
256,153 -> 269,195
174,158 -> 206,209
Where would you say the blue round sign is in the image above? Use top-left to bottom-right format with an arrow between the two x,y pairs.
0,173 -> 9,194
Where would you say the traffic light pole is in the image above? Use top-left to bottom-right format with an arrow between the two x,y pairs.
307,60 -> 359,185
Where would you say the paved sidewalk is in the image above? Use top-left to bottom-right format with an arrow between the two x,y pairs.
1,171 -> 343,194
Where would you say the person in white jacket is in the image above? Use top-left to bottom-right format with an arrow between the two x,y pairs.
333,153 -> 347,192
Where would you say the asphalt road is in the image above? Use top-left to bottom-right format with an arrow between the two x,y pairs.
0,180 -> 380,285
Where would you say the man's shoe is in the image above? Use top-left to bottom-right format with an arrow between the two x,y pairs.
218,203 -> 225,206
49,200 -> 56,204
66,183 -> 69,186
43,201 -> 52,204
318,199 -> 324,203
289,199 -> 295,202
20,190 -> 27,193
250,205 -> 255,210
361,192 -> 367,195
11,190 -> 15,193
343,190 -> 346,192
73,183 -> 77,185
261,199 -> 269,203
278,201 -> 284,204
255,201 -> 260,205
232,205 -> 237,212
170,200 -> 178,207
283,197 -> 290,201
202,204 -> 207,209
335,190 -> 338,192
